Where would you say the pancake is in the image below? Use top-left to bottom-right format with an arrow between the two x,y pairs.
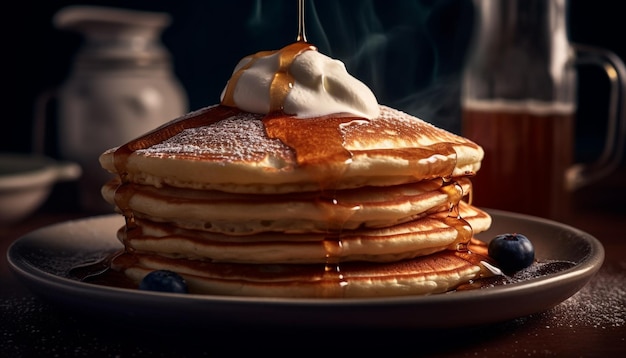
99,105 -> 483,194
117,201 -> 491,264
112,238 -> 496,298
102,177 -> 473,234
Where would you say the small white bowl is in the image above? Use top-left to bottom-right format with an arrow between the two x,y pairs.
0,153 -> 81,225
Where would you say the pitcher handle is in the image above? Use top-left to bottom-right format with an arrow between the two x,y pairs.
566,44 -> 626,191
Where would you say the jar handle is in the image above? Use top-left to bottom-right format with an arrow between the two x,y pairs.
566,44 -> 626,191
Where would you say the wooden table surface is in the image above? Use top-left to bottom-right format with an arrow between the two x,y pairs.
1,169 -> 625,357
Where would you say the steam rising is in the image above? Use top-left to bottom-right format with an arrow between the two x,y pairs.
246,0 -> 474,133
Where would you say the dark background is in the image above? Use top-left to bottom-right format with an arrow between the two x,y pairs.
3,0 -> 625,168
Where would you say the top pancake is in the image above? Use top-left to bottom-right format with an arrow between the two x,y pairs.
99,105 -> 483,194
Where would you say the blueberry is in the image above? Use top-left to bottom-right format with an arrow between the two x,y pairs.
488,233 -> 535,273
139,270 -> 188,293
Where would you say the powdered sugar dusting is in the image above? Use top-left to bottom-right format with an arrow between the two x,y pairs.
377,105 -> 453,134
378,105 -> 433,126
342,105 -> 479,150
547,265 -> 626,328
137,113 -> 293,162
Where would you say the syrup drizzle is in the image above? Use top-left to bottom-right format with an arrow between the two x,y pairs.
270,42 -> 317,113
220,50 -> 274,109
263,114 -> 360,181
221,44 -> 315,112
297,0 -> 307,42
439,179 -> 473,252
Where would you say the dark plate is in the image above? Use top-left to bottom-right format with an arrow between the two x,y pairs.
6,210 -> 604,329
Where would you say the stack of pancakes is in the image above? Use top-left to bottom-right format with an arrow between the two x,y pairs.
99,103 -> 499,298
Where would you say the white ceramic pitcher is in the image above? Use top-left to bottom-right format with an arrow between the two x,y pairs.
37,6 -> 188,213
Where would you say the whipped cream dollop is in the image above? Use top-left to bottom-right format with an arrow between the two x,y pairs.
220,43 -> 380,119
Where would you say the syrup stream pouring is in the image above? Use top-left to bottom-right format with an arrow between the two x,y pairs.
297,0 -> 307,42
